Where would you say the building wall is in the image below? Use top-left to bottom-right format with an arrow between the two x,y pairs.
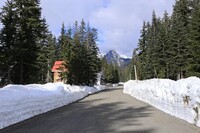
54,72 -> 61,82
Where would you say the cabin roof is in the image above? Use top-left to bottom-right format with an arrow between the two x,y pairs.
51,61 -> 66,72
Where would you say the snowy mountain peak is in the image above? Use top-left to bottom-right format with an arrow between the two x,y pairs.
104,50 -> 131,67
108,49 -> 119,56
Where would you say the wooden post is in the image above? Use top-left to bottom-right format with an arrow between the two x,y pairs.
134,65 -> 138,81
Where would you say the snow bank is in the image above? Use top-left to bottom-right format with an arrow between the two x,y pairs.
123,77 -> 200,127
0,83 -> 105,129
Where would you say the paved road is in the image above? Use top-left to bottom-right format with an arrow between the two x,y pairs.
1,87 -> 200,133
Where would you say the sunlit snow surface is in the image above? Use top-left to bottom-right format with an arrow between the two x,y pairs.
124,77 -> 200,127
0,83 -> 105,129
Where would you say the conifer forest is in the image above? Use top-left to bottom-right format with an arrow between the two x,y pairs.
132,0 -> 200,80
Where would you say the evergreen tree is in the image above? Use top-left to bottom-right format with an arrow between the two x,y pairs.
37,18 -> 49,83
187,2 -> 200,77
144,21 -> 154,79
161,11 -> 172,78
45,34 -> 57,82
78,19 -> 87,84
101,57 -> 109,83
170,0 -> 190,79
0,0 -> 17,85
58,23 -> 67,60
102,58 -> 119,83
154,16 -> 168,78
107,64 -> 119,83
85,25 -> 101,85
113,68 -> 119,83
37,18 -> 57,83
67,21 -> 80,85
137,21 -> 148,79
65,27 -> 73,61
149,11 -> 163,78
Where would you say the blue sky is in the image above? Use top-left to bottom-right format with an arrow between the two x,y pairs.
0,0 -> 175,57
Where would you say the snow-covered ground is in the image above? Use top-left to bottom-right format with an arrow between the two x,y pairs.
0,83 -> 105,129
123,77 -> 200,127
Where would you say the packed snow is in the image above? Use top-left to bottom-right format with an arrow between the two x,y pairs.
0,83 -> 105,129
123,77 -> 200,127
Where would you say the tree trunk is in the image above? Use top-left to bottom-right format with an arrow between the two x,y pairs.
20,57 -> 24,84
177,71 -> 181,80
7,66 -> 11,84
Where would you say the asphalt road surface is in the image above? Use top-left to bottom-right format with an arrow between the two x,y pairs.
1,87 -> 200,133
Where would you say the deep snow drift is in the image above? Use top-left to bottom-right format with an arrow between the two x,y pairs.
123,77 -> 200,127
0,83 -> 105,129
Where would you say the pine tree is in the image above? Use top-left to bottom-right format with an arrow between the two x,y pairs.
137,21 -> 147,79
78,19 -> 87,84
0,0 -> 17,85
58,23 -> 68,60
107,64 -> 119,83
145,21 -> 154,79
101,57 -> 109,83
37,18 -> 57,83
105,64 -> 114,83
113,68 -> 119,83
187,2 -> 200,77
149,11 -> 163,78
170,0 -> 190,79
161,11 -> 172,78
65,27 -> 73,61
102,59 -> 119,83
45,34 -> 57,82
87,27 -> 101,85
155,16 -> 168,78
67,21 -> 79,85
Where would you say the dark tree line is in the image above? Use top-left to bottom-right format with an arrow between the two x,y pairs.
134,0 -> 200,80
0,0 -> 101,86
101,57 -> 119,84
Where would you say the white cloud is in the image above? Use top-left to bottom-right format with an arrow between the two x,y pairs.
89,0 -> 175,56
0,0 -> 175,57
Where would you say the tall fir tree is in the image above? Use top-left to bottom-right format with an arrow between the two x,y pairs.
37,18 -> 56,83
161,11 -> 172,78
67,21 -> 80,85
187,2 -> 200,77
0,0 -> 17,85
85,24 -> 102,85
58,23 -> 67,60
137,21 -> 148,79
170,0 -> 190,79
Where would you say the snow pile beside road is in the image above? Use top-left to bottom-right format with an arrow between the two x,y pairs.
123,77 -> 200,127
0,83 -> 105,129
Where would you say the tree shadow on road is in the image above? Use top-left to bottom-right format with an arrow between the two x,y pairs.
0,87 -> 154,133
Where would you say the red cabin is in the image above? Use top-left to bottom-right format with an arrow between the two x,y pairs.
51,61 -> 67,82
